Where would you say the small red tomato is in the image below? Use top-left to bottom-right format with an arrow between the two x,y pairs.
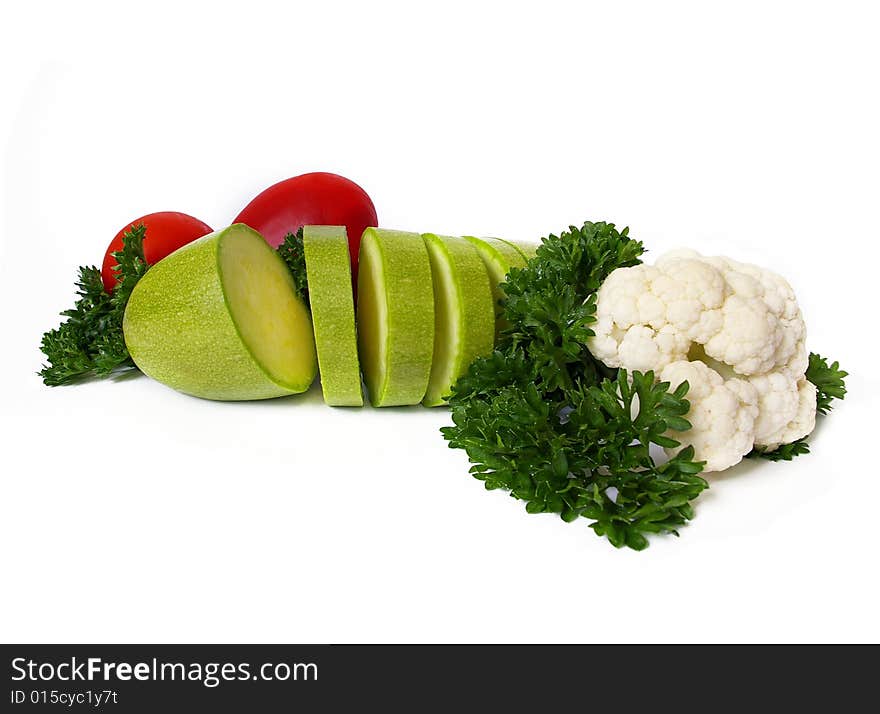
233,172 -> 378,284
101,211 -> 213,293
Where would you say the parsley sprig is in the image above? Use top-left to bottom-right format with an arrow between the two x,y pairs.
442,222 -> 707,550
277,228 -> 309,306
39,224 -> 149,385
806,353 -> 847,415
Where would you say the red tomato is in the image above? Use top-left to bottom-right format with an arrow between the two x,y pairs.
233,172 -> 378,284
101,212 -> 213,293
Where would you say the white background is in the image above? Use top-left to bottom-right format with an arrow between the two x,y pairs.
2,1 -> 878,644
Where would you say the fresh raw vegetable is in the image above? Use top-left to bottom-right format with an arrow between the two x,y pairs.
463,236 -> 527,338
588,249 -> 818,471
101,212 -> 212,293
302,225 -> 364,406
234,172 -> 377,285
123,224 -> 317,400
40,224 -> 149,385
356,228 -> 435,407
422,234 -> 495,407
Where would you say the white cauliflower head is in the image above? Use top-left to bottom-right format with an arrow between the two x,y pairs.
588,250 -> 816,471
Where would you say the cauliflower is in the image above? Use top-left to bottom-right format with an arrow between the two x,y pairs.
588,249 -> 815,471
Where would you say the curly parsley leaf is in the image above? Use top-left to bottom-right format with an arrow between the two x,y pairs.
277,228 -> 309,306
500,222 -> 643,389
39,224 -> 148,385
442,222 -> 706,550
806,353 -> 847,415
748,438 -> 810,462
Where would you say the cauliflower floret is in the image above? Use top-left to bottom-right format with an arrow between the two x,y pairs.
756,379 -> 817,450
590,264 -> 696,371
694,254 -> 807,377
589,249 -> 816,471
659,361 -> 759,472
747,372 -> 798,441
